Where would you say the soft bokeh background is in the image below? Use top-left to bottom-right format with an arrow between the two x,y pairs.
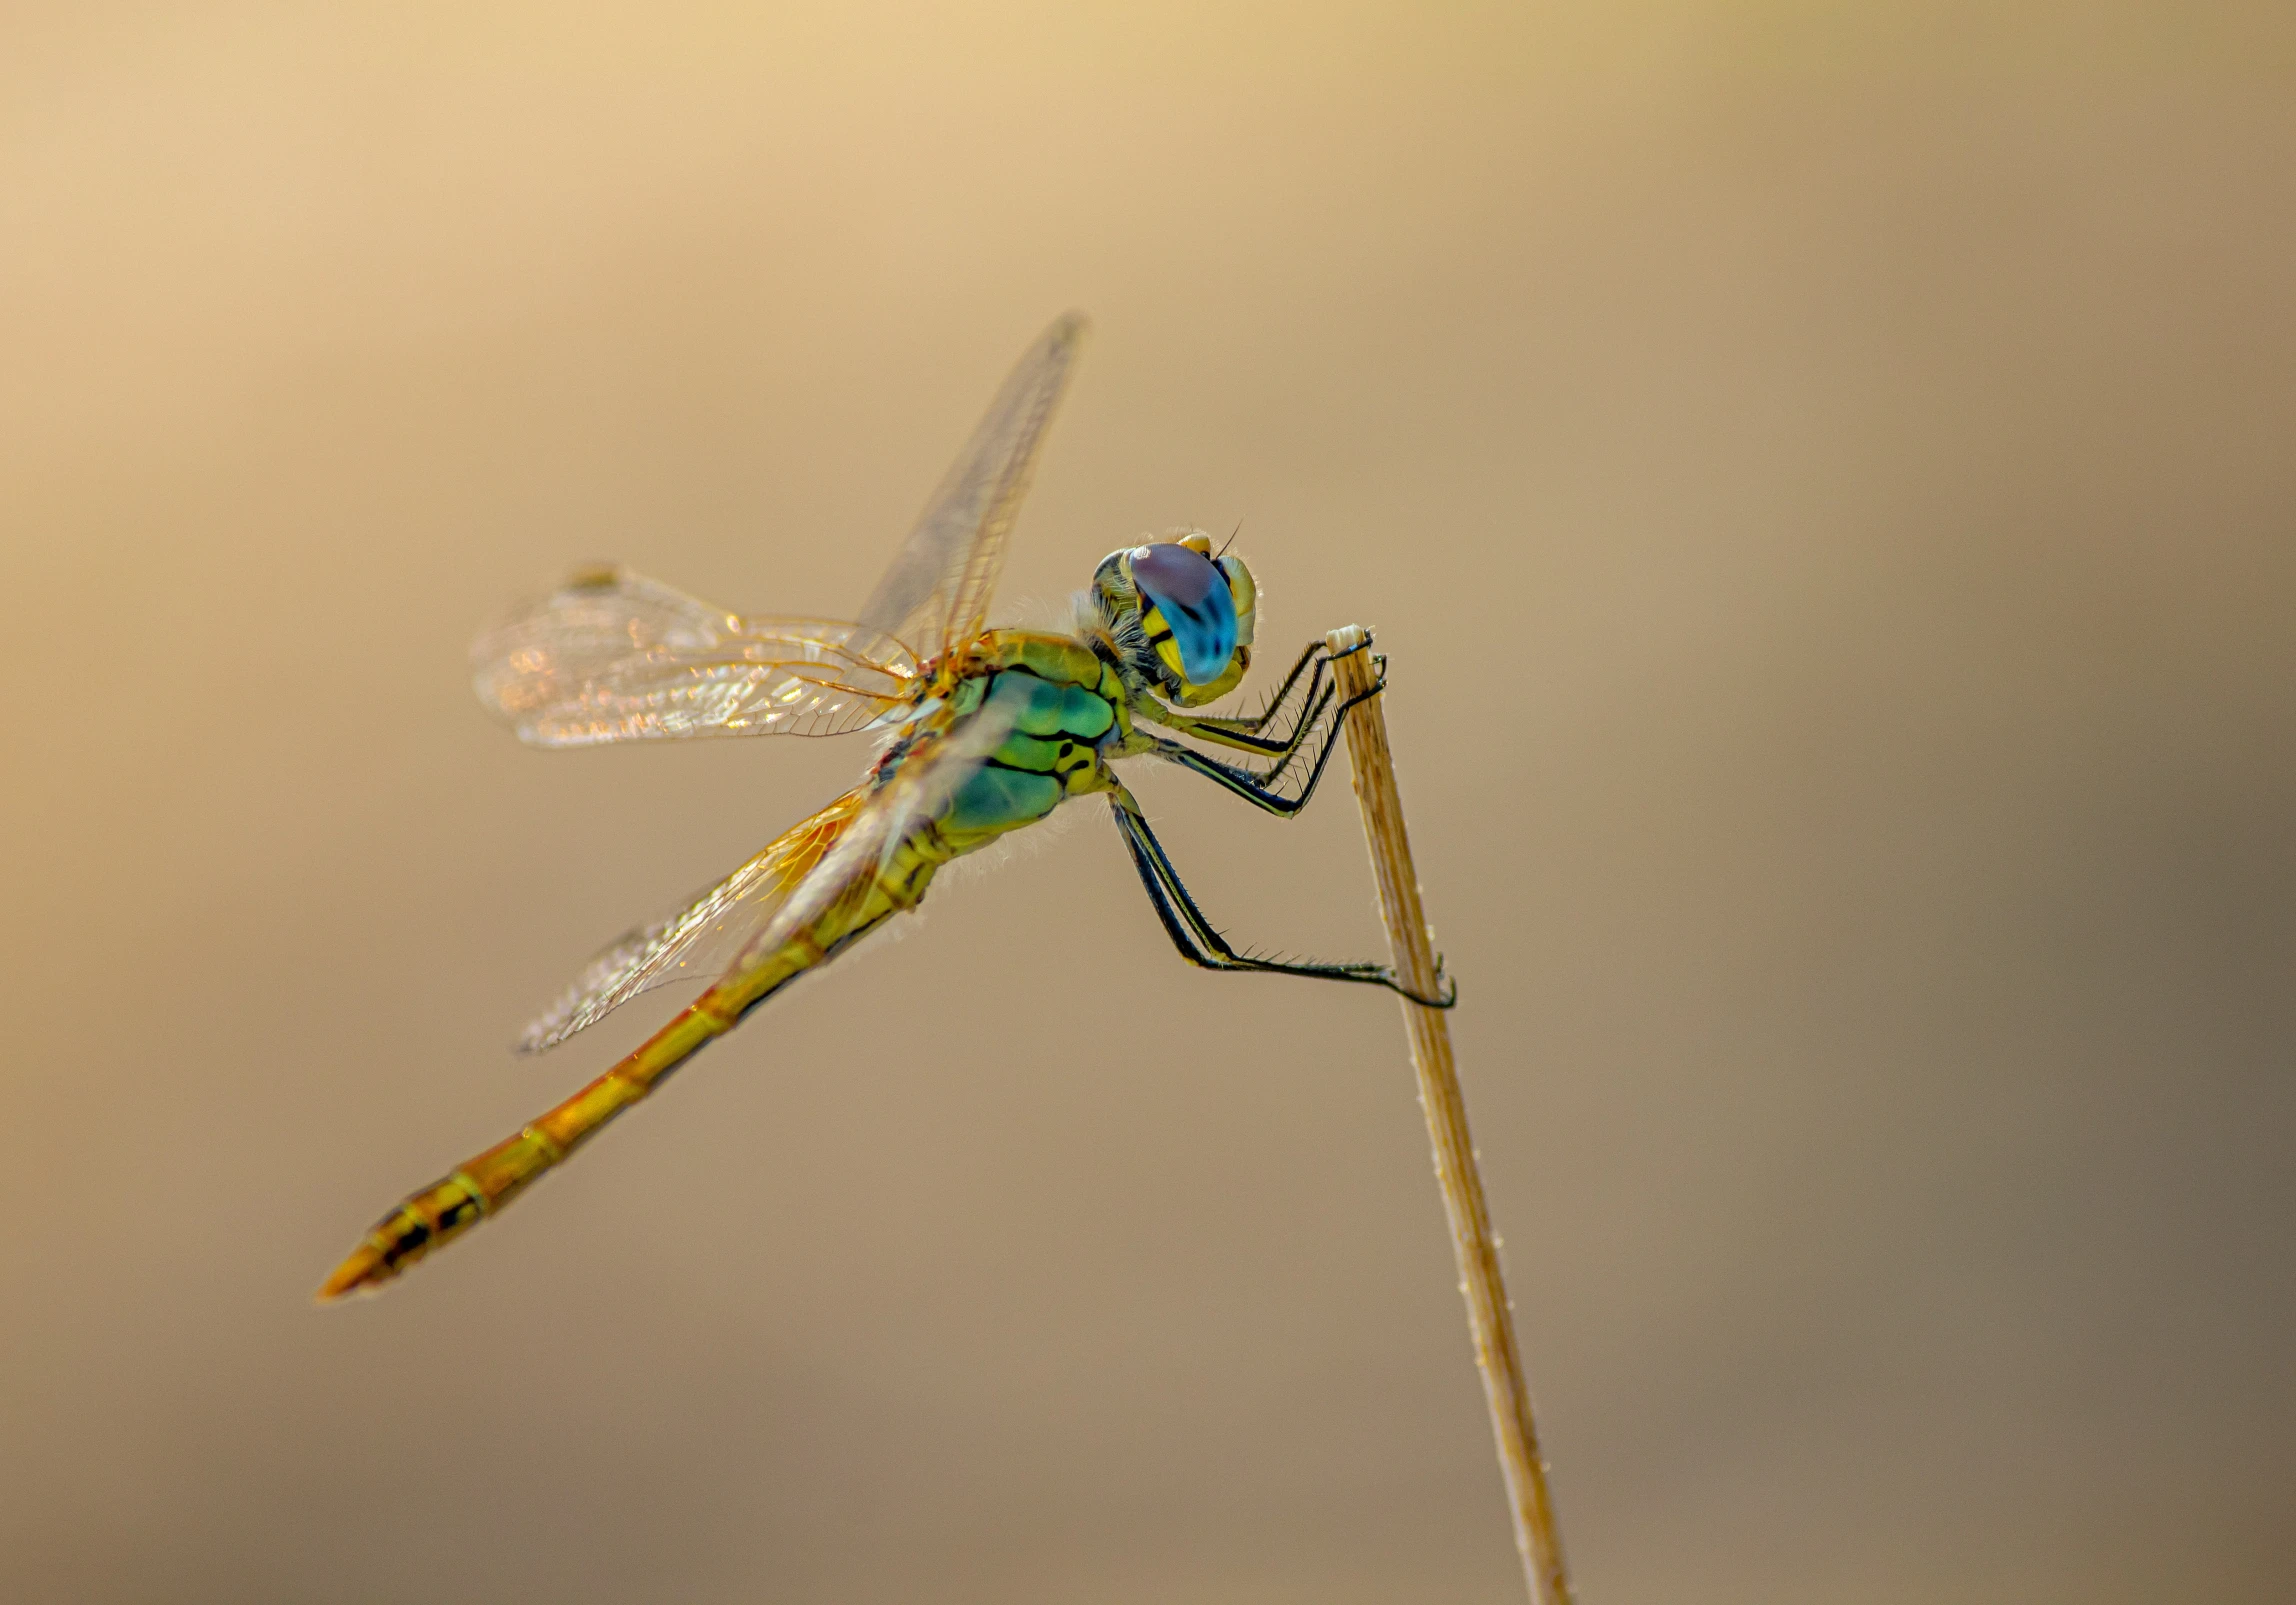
3,4 -> 2290,1601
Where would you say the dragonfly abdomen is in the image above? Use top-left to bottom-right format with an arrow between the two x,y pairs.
315,999 -> 729,1298
317,890 -> 918,1300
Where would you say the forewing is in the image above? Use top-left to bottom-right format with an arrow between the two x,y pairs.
476,567 -> 917,747
516,788 -> 869,1053
856,314 -> 1088,662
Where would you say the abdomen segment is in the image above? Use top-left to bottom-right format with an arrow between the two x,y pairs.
315,994 -> 731,1299
315,858 -> 929,1300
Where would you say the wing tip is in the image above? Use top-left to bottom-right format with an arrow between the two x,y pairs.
514,1019 -> 569,1055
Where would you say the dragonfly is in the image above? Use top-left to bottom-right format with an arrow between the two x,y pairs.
317,313 -> 1453,1302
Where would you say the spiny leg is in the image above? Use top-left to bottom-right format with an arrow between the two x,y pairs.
1137,638 -> 1339,764
1147,633 -> 1391,802
1109,786 -> 1456,1007
1151,651 -> 1388,815
1176,639 -> 1330,746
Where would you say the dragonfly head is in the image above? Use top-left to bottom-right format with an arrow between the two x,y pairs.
1091,530 -> 1257,706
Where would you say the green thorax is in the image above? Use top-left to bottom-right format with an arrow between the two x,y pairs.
895,632 -> 1133,855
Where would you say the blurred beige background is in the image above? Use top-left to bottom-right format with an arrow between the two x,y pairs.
3,4 -> 2291,1601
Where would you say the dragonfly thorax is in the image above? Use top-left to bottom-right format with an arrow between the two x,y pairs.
1087,531 -> 1258,708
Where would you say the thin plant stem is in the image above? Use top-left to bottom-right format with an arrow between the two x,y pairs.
1324,624 -> 1575,1605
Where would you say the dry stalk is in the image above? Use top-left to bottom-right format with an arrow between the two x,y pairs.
1324,624 -> 1574,1605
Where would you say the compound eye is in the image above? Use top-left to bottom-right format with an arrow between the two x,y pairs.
1131,542 -> 1238,685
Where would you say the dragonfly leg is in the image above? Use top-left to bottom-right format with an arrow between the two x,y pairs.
1138,638 -> 1340,761
1149,651 -> 1388,816
1236,637 -> 1329,731
1146,633 -> 1392,803
1108,787 -> 1456,1008
1174,639 -> 1330,744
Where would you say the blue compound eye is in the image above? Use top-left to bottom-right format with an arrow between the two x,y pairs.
1131,542 -> 1238,684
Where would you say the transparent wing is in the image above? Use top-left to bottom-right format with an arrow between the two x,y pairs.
516,787 -> 871,1052
475,567 -> 918,748
856,313 -> 1089,663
